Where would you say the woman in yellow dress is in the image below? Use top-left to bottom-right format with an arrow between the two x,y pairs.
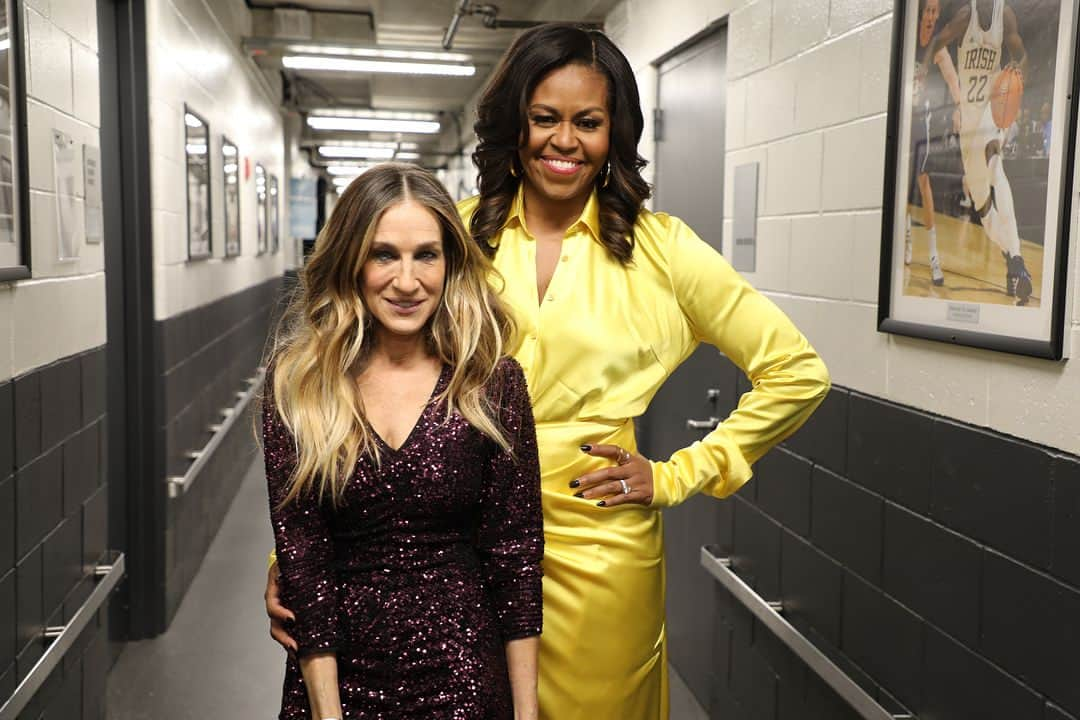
267,24 -> 829,719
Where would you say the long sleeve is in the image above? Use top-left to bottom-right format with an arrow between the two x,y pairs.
650,217 -> 831,508
477,358 -> 544,641
263,382 -> 340,656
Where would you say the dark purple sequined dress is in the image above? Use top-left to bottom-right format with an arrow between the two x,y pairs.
264,358 -> 543,720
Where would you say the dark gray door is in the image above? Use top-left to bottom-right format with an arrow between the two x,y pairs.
640,27 -> 730,710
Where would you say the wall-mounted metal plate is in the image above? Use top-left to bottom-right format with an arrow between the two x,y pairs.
732,162 -> 758,273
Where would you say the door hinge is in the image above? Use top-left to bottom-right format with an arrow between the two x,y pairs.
653,107 -> 664,142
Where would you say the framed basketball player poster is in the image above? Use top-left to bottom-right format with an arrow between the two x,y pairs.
879,0 -> 1080,359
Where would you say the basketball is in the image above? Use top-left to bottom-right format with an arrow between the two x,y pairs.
991,65 -> 1024,129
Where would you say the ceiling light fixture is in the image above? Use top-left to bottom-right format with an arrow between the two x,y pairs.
307,116 -> 441,134
326,165 -> 372,176
395,152 -> 421,160
307,109 -> 439,122
311,139 -> 417,149
318,145 -> 396,159
283,55 -> 475,77
286,45 -> 471,63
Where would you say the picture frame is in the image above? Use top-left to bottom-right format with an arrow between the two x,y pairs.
184,106 -> 212,260
0,0 -> 31,280
268,173 -> 279,254
222,137 -> 240,257
255,162 -> 267,255
879,0 -> 1079,359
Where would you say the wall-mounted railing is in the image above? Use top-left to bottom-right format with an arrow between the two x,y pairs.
700,545 -> 915,720
167,368 -> 265,499
0,551 -> 125,720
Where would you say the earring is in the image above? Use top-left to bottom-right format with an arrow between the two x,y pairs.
601,162 -> 611,188
509,160 -> 519,178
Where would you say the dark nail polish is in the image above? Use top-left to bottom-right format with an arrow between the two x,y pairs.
573,491 -> 584,498
569,479 -> 580,488
597,500 -> 606,507
580,444 -> 592,452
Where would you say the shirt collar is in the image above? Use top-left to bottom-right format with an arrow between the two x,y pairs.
498,182 -> 602,245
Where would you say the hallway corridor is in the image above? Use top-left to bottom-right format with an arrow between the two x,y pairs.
106,458 -> 284,719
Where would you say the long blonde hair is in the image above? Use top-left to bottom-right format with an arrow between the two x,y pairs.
268,163 -> 516,506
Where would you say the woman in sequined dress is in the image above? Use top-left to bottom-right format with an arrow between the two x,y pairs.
263,163 -> 543,720
270,25 -> 829,720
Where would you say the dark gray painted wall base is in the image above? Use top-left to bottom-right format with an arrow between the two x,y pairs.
0,346 -> 110,720
158,276 -> 286,624
660,357 -> 1080,720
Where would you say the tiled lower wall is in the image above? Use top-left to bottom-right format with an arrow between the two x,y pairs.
662,357 -> 1080,720
0,346 -> 110,720
157,276 -> 287,621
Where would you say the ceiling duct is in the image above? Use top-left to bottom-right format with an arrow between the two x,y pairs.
441,1 -> 601,49
273,8 -> 313,38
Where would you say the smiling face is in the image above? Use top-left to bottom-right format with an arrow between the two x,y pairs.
919,0 -> 940,47
360,200 -> 446,342
518,63 -> 611,209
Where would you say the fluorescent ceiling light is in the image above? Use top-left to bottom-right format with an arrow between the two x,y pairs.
308,109 -> 438,122
395,152 -> 421,160
287,45 -> 471,63
318,145 -> 396,160
184,113 -> 204,128
0,39 -> 10,53
327,165 -> 371,175
307,116 -> 440,134
223,162 -> 238,173
185,143 -> 207,155
222,145 -> 237,156
283,55 -> 475,77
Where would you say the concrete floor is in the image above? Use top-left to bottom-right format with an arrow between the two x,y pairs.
106,458 -> 708,719
106,459 -> 284,719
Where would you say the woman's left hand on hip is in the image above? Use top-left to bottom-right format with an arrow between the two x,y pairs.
570,444 -> 654,507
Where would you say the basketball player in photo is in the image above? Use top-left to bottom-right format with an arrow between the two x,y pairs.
907,0 -> 962,286
919,0 -> 1033,305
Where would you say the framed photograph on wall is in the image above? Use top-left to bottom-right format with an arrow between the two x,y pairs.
268,173 -> 279,254
0,0 -> 31,279
222,137 -> 240,257
255,162 -> 267,255
184,106 -> 212,259
880,0 -> 1079,359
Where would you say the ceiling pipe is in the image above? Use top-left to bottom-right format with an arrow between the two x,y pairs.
441,0 -> 471,50
244,1 -> 376,31
443,2 -> 600,49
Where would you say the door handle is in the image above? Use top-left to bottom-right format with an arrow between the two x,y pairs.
686,417 -> 720,431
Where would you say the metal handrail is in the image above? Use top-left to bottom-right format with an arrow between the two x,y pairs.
167,367 -> 265,499
700,545 -> 914,720
0,552 -> 126,720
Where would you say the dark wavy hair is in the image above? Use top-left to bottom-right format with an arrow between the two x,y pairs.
471,23 -> 651,264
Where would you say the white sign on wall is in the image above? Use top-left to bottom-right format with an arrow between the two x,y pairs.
83,144 -> 102,245
52,129 -> 79,260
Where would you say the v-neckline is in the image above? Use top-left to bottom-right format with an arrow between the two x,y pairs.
369,364 -> 450,454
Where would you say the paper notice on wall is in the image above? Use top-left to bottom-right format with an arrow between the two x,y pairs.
83,144 -> 102,244
53,129 -> 79,260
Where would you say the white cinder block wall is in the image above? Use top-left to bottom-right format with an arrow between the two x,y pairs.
147,0 -> 288,321
0,1 -> 106,381
606,0 -> 1080,456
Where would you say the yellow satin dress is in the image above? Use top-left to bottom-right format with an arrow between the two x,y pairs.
458,187 -> 830,720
